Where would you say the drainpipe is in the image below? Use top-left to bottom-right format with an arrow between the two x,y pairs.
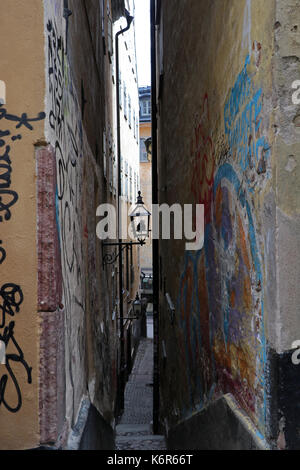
151,0 -> 160,434
115,9 -> 134,415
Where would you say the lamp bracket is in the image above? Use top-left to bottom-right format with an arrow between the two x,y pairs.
102,239 -> 145,267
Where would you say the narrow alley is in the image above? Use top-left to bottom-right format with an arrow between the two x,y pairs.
116,338 -> 166,450
0,0 -> 300,455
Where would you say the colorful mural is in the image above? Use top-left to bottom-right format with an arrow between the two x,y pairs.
177,52 -> 270,432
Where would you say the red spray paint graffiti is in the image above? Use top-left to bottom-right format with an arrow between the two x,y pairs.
191,94 -> 215,223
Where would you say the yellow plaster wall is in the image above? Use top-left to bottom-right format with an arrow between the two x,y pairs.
139,121 -> 152,271
0,0 -> 45,449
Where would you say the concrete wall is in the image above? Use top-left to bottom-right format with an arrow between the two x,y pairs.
156,0 -> 300,449
167,393 -> 269,450
268,0 -> 300,450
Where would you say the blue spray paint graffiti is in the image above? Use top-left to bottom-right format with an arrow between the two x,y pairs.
224,55 -> 270,175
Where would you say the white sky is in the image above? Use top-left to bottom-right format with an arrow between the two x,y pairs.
134,0 -> 151,87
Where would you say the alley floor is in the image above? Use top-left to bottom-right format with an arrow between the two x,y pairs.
116,338 -> 167,451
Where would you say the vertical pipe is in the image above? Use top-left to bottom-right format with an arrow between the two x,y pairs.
115,11 -> 134,415
151,0 -> 160,434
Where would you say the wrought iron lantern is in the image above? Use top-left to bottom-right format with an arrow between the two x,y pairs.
129,191 -> 151,241
102,191 -> 150,267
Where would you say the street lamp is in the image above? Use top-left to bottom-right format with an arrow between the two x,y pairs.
102,191 -> 151,267
129,191 -> 151,241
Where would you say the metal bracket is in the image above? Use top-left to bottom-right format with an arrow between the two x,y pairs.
102,239 -> 145,268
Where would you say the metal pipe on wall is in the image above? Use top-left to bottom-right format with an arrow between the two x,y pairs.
115,9 -> 134,414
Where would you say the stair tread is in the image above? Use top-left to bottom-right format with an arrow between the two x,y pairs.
116,435 -> 166,441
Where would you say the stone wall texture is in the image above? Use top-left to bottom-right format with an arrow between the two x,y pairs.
157,0 -> 300,449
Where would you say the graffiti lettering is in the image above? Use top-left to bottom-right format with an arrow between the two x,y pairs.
0,240 -> 6,264
47,15 -> 84,328
0,107 -> 46,131
0,284 -> 23,329
0,284 -> 32,413
0,100 -> 39,410
0,144 -> 18,222
0,104 -> 45,261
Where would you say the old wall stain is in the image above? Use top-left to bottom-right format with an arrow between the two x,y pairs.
158,0 -> 276,441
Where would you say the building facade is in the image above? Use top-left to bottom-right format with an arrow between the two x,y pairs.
139,86 -> 152,277
112,0 -> 141,395
0,0 -> 137,450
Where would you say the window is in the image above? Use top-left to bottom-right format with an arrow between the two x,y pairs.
136,173 -> 140,206
128,95 -> 132,127
119,70 -> 122,108
140,138 -> 148,162
134,171 -> 137,201
121,156 -> 124,196
129,166 -> 133,203
124,82 -> 127,119
141,98 -> 151,117
125,160 -> 129,200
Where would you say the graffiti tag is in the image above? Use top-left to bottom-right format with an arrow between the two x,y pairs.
0,284 -> 32,413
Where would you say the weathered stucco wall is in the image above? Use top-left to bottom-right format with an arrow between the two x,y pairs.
42,0 -> 117,446
269,0 -> 300,450
0,0 -> 119,450
157,0 -> 300,448
0,0 -> 45,450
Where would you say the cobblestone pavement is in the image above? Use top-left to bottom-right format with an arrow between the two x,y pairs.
116,338 -> 166,451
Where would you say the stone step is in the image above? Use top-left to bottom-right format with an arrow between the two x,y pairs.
116,424 -> 152,434
116,435 -> 166,442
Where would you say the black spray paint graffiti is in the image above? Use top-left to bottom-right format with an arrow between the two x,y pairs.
0,241 -> 6,264
47,18 -> 65,139
0,103 -> 44,411
47,17 -> 84,313
47,14 -> 86,412
0,284 -> 32,413
0,104 -> 46,263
